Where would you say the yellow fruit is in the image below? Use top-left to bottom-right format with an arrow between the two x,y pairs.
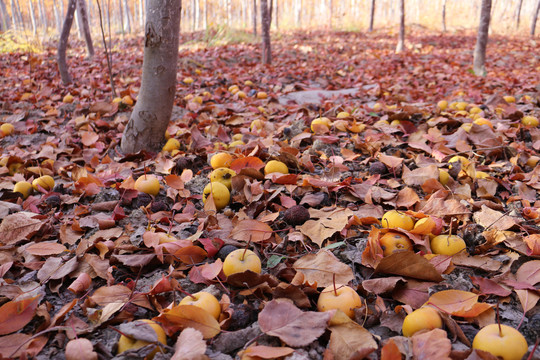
192,96 -> 203,104
202,182 -> 230,210
63,94 -> 74,103
469,106 -> 482,114
522,115 -> 539,127
503,95 -> 516,103
13,181 -> 33,199
526,156 -> 540,167
439,169 -> 450,186
244,80 -> 254,86
209,167 -> 236,190
256,92 -> 268,99
448,155 -> 470,168
228,85 -> 239,93
232,133 -> 243,141
455,101 -> 468,111
121,95 -> 134,105
223,249 -> 261,277
134,175 -> 160,196
162,138 -> 180,152
310,117 -> 331,132
375,119 -> 390,126
117,319 -> 167,359
379,232 -> 413,257
264,160 -> 288,175
473,117 -> 493,129
228,140 -> 245,148
112,97 -> 122,103
430,234 -> 467,256
373,103 -> 383,111
210,152 -> 233,169
236,91 -> 247,99
179,291 -> 221,320
402,307 -> 442,337
336,111 -> 350,119
317,285 -> 363,319
437,100 -> 448,111
475,171 -> 490,179
381,210 -> 415,230
183,77 -> 194,84
461,123 -> 473,133
250,119 -> 265,131
0,123 -> 14,136
472,324 -> 528,360
32,175 -> 55,192
390,119 -> 401,126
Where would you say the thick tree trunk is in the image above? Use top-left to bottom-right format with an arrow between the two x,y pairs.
121,0 -> 181,154
532,0 -> 540,36
368,0 -> 375,32
442,0 -> 447,33
395,0 -> 405,53
58,0 -> 77,85
77,0 -> 94,58
252,0 -> 257,35
473,0 -> 491,76
260,0 -> 271,64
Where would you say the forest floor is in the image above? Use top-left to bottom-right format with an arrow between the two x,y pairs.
0,29 -> 539,360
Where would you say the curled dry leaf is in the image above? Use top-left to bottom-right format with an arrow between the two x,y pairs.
65,338 -> 97,360
425,290 -> 493,317
375,251 -> 444,282
68,273 -> 92,294
258,299 -> 331,347
292,249 -> 354,288
171,328 -> 208,360
155,304 -> 220,339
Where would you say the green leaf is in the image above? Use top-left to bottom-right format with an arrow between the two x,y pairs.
267,255 -> 285,268
324,241 -> 345,250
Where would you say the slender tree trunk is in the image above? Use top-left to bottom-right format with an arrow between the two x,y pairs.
77,0 -> 94,58
204,0 -> 207,29
37,0 -> 46,31
53,0 -> 61,34
260,0 -> 271,64
368,0 -> 375,32
74,3 -> 82,38
274,0 -> 278,30
123,0 -> 131,33
58,0 -> 77,85
116,0 -> 124,35
328,0 -> 332,29
395,0 -> 405,53
121,0 -> 182,154
442,0 -> 447,33
138,0 -> 143,30
532,0 -> 540,36
252,0 -> 257,35
473,0 -> 492,76
515,0 -> 523,30
0,0 -> 10,30
28,0 -> 37,36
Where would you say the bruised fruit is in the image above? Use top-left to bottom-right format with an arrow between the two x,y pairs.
209,167 -> 236,190
379,232 -> 413,257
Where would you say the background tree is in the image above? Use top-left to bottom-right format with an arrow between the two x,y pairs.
58,0 -> 77,84
515,0 -> 523,30
395,0 -> 405,53
0,0 -> 10,31
442,0 -> 447,32
473,0 -> 492,76
252,0 -> 257,36
260,0 -> 272,64
121,0 -> 182,154
368,0 -> 375,32
532,0 -> 540,36
77,0 -> 94,59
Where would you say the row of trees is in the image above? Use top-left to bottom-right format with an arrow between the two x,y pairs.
1,0 -> 540,37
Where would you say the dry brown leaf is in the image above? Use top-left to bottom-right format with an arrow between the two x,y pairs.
298,208 -> 352,247
515,289 -> 540,314
230,219 -> 273,243
380,339 -> 403,360
328,321 -> 378,360
156,304 -> 220,339
26,242 -> 67,256
426,290 -> 493,317
375,251 -> 444,282
65,338 -> 97,360
362,277 -> 406,295
171,328 -> 208,360
515,260 -> 540,286
0,333 -> 31,358
0,296 -> 40,335
37,256 -> 78,282
292,249 -> 354,288
240,345 -> 295,359
411,329 -> 451,360
402,164 -> 439,186
89,285 -> 151,309
473,205 -> 518,230
0,212 -> 43,245
258,299 -> 331,347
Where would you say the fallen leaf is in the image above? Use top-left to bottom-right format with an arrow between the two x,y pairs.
0,212 -> 43,245
0,296 -> 40,335
230,219 -> 273,243
156,304 -> 220,339
171,328 -> 208,360
328,321 -> 378,360
26,242 -> 67,256
473,205 -> 518,230
292,249 -> 354,287
240,345 -> 295,359
65,338 -> 97,360
426,290 -> 492,317
375,251 -> 444,282
411,329 -> 451,360
380,339 -> 402,360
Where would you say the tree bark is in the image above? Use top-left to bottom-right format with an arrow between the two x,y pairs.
532,0 -> 540,36
260,0 -> 271,64
117,0 -> 124,35
58,0 -> 77,85
121,0 -> 182,154
28,0 -> 37,36
38,0 -> 47,30
473,0 -> 492,76
53,0 -> 61,34
0,0 -> 10,30
368,0 -> 375,32
123,0 -> 131,33
395,0 -> 405,53
515,0 -> 523,30
77,0 -> 94,58
252,0 -> 257,36
442,0 -> 447,33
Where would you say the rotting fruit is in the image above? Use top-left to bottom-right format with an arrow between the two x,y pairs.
179,291 -> 221,320
209,167 -> 236,190
402,306 -> 443,337
202,182 -> 230,210
379,232 -> 413,257
117,319 -> 167,359
317,284 -> 363,319
381,210 -> 415,230
472,324 -> 528,360
222,249 -> 261,277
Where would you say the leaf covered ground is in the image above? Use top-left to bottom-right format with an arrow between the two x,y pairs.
0,29 -> 539,360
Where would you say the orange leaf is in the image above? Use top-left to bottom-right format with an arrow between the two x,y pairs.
426,290 -> 492,317
242,345 -> 295,358
381,339 -> 402,360
523,235 -> 540,256
0,296 -> 40,335
156,304 -> 220,339
26,242 -> 67,256
173,246 -> 208,264
80,131 -> 99,146
230,219 -> 273,243
68,273 -> 92,294
230,156 -> 265,172
165,174 -> 185,190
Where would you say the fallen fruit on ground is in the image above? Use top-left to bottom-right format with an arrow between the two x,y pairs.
209,167 -> 236,190
379,232 -> 413,256
179,291 -> 221,320
402,306 -> 443,337
222,249 -> 261,277
381,210 -> 415,230
117,319 -> 167,359
264,160 -> 289,175
430,234 -> 467,256
311,117 -> 332,132
32,175 -> 55,191
210,152 -> 233,169
134,175 -> 160,196
472,324 -> 528,360
13,181 -> 33,198
202,182 -> 230,210
317,284 -> 363,318
0,123 -> 14,136
162,138 -> 180,152
521,115 -> 539,127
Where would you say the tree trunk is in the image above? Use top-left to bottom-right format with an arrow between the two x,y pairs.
442,0 -> 447,33
252,0 -> 257,35
515,0 -> 523,30
58,0 -> 77,85
138,0 -> 143,30
473,0 -> 492,76
28,0 -> 37,36
53,0 -> 61,34
117,0 -> 124,34
123,0 -> 131,33
37,0 -> 47,31
368,0 -> 375,32
274,0 -> 278,30
121,0 -> 182,154
532,0 -> 540,36
0,0 -> 10,30
77,0 -> 94,58
328,0 -> 332,29
395,0 -> 405,53
260,0 -> 271,64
